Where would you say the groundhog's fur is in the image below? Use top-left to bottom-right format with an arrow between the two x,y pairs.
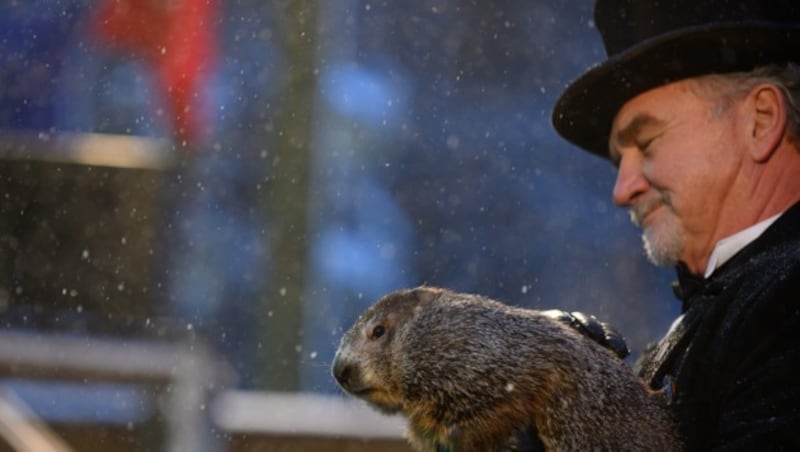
332,286 -> 680,451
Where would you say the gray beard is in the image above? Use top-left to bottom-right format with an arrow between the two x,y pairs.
629,193 -> 684,267
641,222 -> 683,267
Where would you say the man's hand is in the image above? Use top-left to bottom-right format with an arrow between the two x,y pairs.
542,309 -> 630,359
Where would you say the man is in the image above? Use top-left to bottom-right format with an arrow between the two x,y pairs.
552,0 -> 800,450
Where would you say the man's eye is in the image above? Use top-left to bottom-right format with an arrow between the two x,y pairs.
638,134 -> 662,153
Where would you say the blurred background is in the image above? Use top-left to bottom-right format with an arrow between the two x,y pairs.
0,0 -> 679,450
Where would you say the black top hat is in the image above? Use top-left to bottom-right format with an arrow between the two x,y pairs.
551,0 -> 800,159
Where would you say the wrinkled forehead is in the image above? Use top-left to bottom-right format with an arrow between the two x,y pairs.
608,80 -> 701,156
613,78 -> 710,128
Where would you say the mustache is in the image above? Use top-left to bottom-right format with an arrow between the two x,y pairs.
629,195 -> 668,227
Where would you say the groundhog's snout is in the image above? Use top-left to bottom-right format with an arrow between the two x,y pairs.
331,353 -> 362,393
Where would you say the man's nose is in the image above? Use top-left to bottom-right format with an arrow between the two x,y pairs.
612,154 -> 649,207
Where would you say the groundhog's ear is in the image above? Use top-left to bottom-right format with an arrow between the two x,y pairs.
410,286 -> 441,305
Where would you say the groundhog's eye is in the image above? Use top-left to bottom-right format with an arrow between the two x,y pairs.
371,325 -> 386,339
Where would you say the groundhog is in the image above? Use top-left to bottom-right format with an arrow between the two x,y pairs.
331,286 -> 680,451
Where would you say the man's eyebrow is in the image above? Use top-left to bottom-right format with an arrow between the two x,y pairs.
614,113 -> 665,146
608,113 -> 666,163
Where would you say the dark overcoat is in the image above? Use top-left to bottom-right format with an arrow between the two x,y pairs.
635,201 -> 800,451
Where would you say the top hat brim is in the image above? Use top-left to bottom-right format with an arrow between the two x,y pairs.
551,23 -> 800,159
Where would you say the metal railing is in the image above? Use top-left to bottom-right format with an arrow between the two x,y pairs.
0,330 -> 231,452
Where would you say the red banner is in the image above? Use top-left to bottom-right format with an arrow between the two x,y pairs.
90,0 -> 218,146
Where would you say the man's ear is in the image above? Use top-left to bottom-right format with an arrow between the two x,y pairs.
747,84 -> 788,163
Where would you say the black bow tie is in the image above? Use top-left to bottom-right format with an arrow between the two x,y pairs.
671,262 -> 706,310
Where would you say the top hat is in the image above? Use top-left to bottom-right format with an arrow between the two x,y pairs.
551,0 -> 800,159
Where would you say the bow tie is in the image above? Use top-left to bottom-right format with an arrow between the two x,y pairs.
671,261 -> 706,310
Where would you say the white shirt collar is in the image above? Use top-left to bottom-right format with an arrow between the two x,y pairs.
704,212 -> 783,278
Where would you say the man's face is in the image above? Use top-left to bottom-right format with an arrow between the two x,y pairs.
608,79 -> 744,270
